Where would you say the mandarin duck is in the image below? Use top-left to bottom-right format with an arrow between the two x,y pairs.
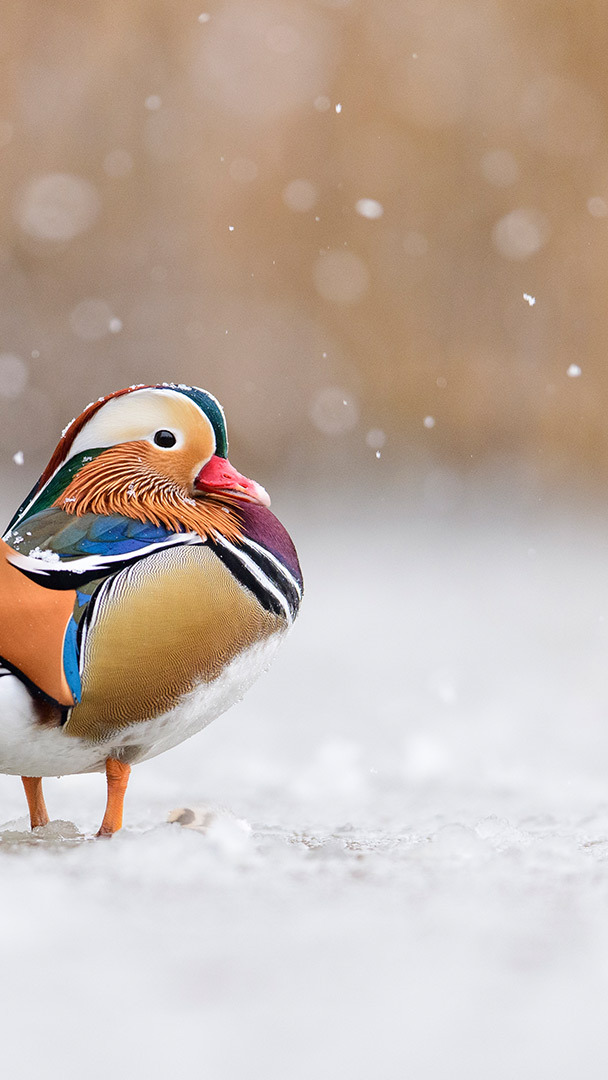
0,384 -> 302,835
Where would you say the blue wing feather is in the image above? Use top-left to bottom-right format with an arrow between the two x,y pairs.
62,616 -> 82,703
5,506 -> 180,559
3,506 -> 200,592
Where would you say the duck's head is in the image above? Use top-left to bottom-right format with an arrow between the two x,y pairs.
21,383 -> 270,540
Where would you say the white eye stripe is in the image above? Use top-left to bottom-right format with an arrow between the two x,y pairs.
67,388 -> 212,460
5,388 -> 218,534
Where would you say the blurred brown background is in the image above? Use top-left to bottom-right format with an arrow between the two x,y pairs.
1,0 -> 608,497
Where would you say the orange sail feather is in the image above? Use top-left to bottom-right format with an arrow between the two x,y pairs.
0,538 -> 76,706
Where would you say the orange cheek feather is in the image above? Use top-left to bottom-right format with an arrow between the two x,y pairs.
53,441 -> 245,542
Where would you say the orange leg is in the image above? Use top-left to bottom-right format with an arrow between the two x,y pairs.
21,776 -> 49,829
96,758 -> 131,837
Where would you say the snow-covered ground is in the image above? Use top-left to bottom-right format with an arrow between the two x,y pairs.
2,480 -> 608,1079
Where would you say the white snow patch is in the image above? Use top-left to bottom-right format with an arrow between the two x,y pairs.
14,173 -> 100,242
28,547 -> 61,563
355,198 -> 384,220
587,196 -> 607,218
2,492 -> 608,1079
492,208 -> 549,260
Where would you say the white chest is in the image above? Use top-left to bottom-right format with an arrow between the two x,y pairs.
107,630 -> 287,766
0,631 -> 287,777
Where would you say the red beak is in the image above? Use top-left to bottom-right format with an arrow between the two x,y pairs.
194,455 -> 271,507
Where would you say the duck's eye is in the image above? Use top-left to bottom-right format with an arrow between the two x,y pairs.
153,429 -> 177,448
